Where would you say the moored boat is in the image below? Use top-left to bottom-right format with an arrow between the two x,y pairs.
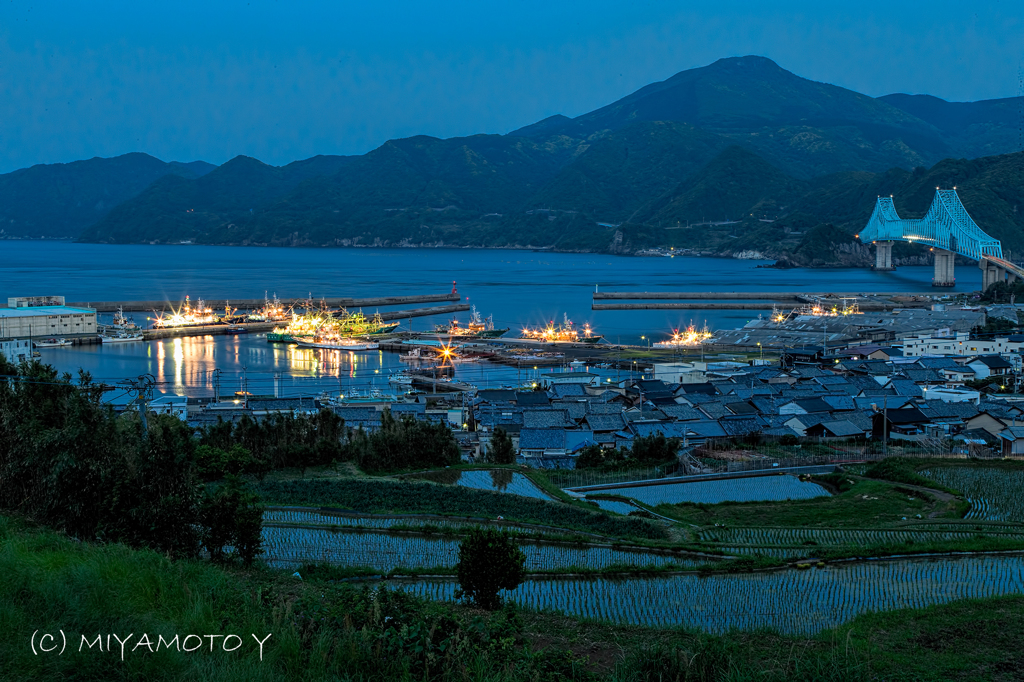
520,314 -> 602,344
295,336 -> 379,351
99,330 -> 144,343
33,337 -> 68,348
434,305 -> 509,338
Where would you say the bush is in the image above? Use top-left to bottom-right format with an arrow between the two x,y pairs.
456,527 -> 526,610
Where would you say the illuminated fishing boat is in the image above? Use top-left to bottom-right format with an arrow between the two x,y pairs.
267,308 -> 397,343
652,324 -> 713,348
295,334 -> 380,351
247,292 -> 289,322
520,314 -> 602,344
153,296 -> 219,328
434,305 -> 509,338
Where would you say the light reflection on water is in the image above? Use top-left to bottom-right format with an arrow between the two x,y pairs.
37,334 -> 583,402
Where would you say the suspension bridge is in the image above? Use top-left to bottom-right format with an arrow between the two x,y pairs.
859,188 -> 1023,291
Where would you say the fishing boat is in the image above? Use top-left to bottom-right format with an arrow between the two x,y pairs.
267,307 -> 397,343
99,306 -> 142,334
33,337 -> 68,348
153,296 -> 219,328
520,314 -> 602,344
247,293 -> 290,322
225,326 -> 249,335
434,305 -> 509,338
295,335 -> 380,351
387,371 -> 414,386
99,330 -> 144,343
652,324 -> 713,348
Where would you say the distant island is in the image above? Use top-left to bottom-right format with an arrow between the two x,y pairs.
3,55 -> 1022,267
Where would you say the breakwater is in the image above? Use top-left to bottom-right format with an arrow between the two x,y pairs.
67,292 -> 461,313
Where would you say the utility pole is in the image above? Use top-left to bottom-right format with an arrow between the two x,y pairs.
120,373 -> 155,440
213,368 -> 221,403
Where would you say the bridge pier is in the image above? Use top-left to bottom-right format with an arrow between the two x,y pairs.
981,259 -> 1004,291
871,241 -> 895,271
931,249 -> 955,287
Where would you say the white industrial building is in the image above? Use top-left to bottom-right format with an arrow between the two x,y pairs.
0,305 -> 98,339
0,339 -> 33,362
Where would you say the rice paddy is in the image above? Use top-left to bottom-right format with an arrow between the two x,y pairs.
600,474 -> 830,506
699,525 -> 1024,547
412,469 -> 553,499
921,467 -> 1024,522
387,554 -> 1024,635
261,525 -> 701,571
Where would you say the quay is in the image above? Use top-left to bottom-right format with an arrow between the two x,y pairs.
141,303 -> 469,340
591,291 -> 937,300
65,292 -> 461,313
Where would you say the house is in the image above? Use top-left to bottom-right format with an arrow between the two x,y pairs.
871,407 -> 930,439
150,395 -> 188,421
967,355 -> 1015,380
805,419 -> 866,439
999,426 -> 1024,457
920,386 -> 980,404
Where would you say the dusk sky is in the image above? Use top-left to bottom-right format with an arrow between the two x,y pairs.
1,0 -> 1022,173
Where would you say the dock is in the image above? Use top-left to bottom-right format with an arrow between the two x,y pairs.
141,303 -> 469,340
592,291 -> 936,311
69,292 -> 461,313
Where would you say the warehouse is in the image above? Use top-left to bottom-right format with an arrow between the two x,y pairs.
0,305 -> 98,340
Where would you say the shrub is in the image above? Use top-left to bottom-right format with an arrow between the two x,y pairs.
456,527 -> 526,610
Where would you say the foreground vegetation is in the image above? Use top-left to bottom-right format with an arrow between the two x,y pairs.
4,514 -> 1024,682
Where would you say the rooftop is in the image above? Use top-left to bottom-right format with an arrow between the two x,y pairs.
0,306 -> 96,318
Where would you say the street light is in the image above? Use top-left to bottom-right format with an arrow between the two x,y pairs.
757,342 -> 762,363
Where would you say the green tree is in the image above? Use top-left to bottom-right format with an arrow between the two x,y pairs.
488,426 -> 516,464
200,476 -> 265,565
456,527 -> 526,610
629,433 -> 680,463
575,444 -> 605,469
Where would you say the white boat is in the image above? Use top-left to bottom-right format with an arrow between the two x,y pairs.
100,330 -> 144,343
296,337 -> 379,351
388,372 -> 414,386
34,337 -> 68,348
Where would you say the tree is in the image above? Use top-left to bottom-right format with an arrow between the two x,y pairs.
629,433 -> 680,463
575,444 -> 605,469
200,476 -> 265,565
488,426 -> 516,464
456,527 -> 526,610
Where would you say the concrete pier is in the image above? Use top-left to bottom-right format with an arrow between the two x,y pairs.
872,241 -> 895,271
932,248 -> 955,287
67,292 -> 461,313
141,303 -> 469,340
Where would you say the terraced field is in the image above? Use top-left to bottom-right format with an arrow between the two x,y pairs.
261,526 -> 702,571
700,526 -> 1024,547
584,497 -> 638,515
413,469 -> 553,500
605,474 -> 829,506
388,554 -> 1024,635
264,508 -> 570,536
921,467 -> 1024,522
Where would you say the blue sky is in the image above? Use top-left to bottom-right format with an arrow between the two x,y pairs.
1,1 -> 1021,173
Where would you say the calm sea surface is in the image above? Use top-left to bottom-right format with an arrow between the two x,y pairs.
1,241 -> 966,398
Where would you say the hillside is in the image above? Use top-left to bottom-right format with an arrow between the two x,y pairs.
66,56 -> 1024,254
0,153 -> 215,239
78,154 -> 353,244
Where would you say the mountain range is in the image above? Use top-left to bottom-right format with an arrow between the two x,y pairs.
5,55 -> 1023,265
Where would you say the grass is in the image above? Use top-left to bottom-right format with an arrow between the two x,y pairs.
255,476 -> 669,540
7,512 -> 1024,681
653,478 -> 959,529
